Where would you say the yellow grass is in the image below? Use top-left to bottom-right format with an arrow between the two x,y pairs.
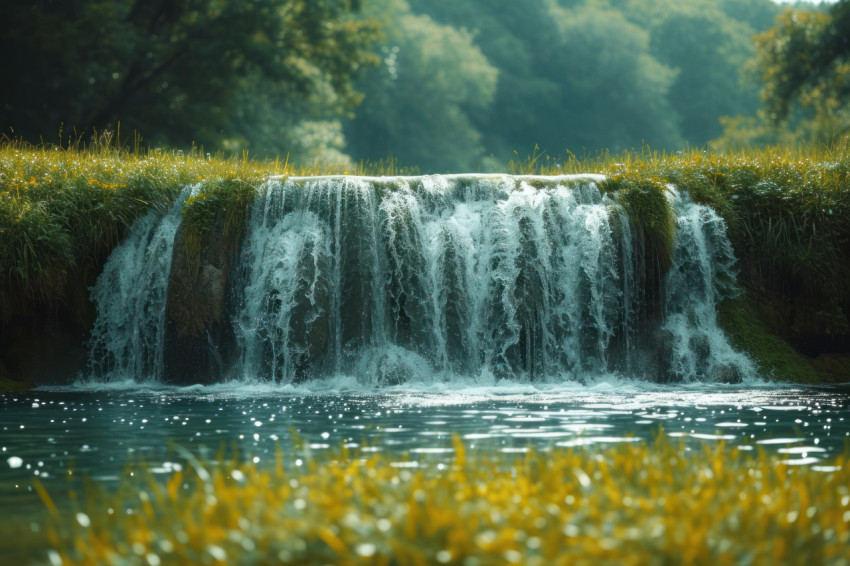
42,434 -> 850,565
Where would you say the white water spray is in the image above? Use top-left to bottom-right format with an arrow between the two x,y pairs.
88,185 -> 197,381
89,175 -> 754,385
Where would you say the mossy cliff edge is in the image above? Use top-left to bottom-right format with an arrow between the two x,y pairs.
2,141 -> 850,388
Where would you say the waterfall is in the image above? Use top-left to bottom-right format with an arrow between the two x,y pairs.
87,185 -> 197,381
662,186 -> 755,383
88,175 -> 754,385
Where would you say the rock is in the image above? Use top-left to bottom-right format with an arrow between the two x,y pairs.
0,303 -> 88,386
714,362 -> 743,384
163,219 -> 241,384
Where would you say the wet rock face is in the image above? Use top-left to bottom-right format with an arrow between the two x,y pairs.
163,221 -> 240,384
0,272 -> 96,387
714,363 -> 743,384
0,303 -> 88,386
88,176 -> 759,385
285,244 -> 332,382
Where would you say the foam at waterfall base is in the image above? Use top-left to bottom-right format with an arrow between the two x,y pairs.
87,175 -> 756,386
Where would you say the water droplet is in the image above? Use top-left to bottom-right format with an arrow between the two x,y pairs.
76,512 -> 91,528
207,546 -> 226,561
356,543 -> 376,557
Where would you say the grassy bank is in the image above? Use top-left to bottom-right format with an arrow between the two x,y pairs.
515,140 -> 850,381
0,137 -> 393,320
0,139 -> 411,389
35,435 -> 850,565
2,138 -> 849,384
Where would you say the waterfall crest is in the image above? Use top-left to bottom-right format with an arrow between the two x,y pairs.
89,175 -> 754,384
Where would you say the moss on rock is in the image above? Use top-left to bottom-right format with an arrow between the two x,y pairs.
163,182 -> 256,384
717,295 -> 822,383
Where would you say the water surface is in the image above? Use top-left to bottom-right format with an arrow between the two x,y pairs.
4,381 -> 849,510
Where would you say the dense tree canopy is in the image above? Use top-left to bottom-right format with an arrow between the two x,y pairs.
757,0 -> 850,132
344,0 -> 498,172
0,0 -> 379,151
398,0 -> 779,167
9,0 -> 840,169
633,1 -> 763,144
714,0 -> 850,148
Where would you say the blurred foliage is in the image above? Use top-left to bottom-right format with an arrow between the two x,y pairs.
0,0 -> 379,158
715,0 -> 850,149
758,2 -> 850,124
401,0 -> 681,165
344,0 -> 499,172
40,432 -> 850,565
392,0 -> 783,169
633,2 -> 763,145
4,0 -> 850,172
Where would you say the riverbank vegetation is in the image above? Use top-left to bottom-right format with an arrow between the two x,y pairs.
2,139 -> 849,387
0,138 -> 417,389
0,137 -> 413,319
35,434 -> 850,565
515,139 -> 850,382
3,0 -> 849,388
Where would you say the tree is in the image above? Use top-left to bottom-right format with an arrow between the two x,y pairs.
406,0 -> 682,161
0,0 -> 379,151
547,4 -> 682,152
344,0 -> 498,172
714,0 -> 850,148
755,1 -> 850,129
607,0 -> 779,146
714,0 -> 781,32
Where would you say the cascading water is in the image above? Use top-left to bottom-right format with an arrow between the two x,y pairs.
87,185 -> 197,381
663,186 -> 755,383
88,175 -> 754,385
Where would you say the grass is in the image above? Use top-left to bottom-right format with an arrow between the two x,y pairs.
605,178 -> 676,309
0,375 -> 30,391
717,296 -> 823,383
37,433 -> 850,565
3,135 -> 850,379
514,139 -> 850,358
0,135 -> 415,320
179,178 -> 259,280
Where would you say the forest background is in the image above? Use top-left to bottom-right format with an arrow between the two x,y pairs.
1,0 -> 848,172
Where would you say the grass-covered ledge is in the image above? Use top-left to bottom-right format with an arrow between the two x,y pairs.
2,138 -> 850,386
514,140 -> 850,383
0,139 -> 414,389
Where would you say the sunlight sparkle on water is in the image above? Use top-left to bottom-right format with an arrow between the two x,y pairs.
1,382 -> 849,515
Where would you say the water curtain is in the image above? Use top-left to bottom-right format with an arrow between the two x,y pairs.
89,175 -> 753,384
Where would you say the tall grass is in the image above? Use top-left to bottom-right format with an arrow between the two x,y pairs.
0,135 -> 383,319
38,433 -> 850,565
